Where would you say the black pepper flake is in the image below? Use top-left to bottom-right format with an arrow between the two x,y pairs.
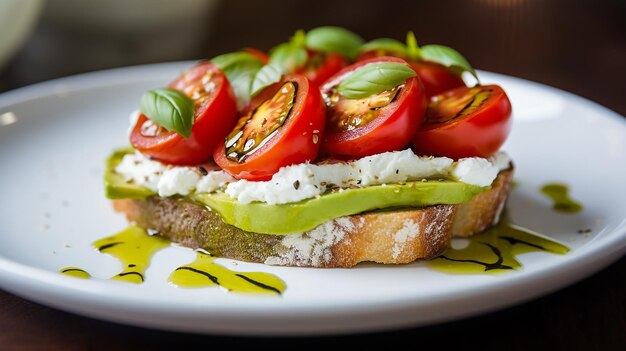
396,169 -> 399,174
357,179 -> 362,185
577,228 -> 592,234
293,180 -> 300,190
198,166 -> 208,176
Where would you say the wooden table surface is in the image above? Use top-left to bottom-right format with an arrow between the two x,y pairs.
1,1 -> 624,349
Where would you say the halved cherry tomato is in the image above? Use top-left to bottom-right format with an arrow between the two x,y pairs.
297,51 -> 348,87
412,84 -> 512,159
320,56 -> 427,158
130,62 -> 238,165
214,74 -> 325,181
358,51 -> 465,98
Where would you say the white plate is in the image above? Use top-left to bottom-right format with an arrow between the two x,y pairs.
0,63 -> 625,336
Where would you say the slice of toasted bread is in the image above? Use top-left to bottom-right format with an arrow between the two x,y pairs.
113,168 -> 513,268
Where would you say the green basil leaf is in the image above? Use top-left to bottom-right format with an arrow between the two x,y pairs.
406,31 -> 421,60
305,26 -> 364,60
211,51 -> 262,71
337,62 -> 416,99
251,63 -> 284,96
360,38 -> 408,56
269,42 -> 308,72
290,29 -> 307,48
222,61 -> 264,108
211,51 -> 264,108
139,88 -> 195,139
420,44 -> 478,81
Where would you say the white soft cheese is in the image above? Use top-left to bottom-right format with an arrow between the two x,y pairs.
226,149 -> 506,204
115,152 -> 166,192
196,171 -> 237,193
157,167 -> 200,197
115,150 -> 510,205
115,152 -> 235,196
451,157 -> 498,188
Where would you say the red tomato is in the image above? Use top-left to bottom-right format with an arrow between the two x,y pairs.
214,74 -> 326,181
358,51 -> 465,98
243,47 -> 269,64
412,85 -> 512,159
411,61 -> 465,98
130,62 -> 237,165
297,51 -> 347,87
320,56 -> 427,158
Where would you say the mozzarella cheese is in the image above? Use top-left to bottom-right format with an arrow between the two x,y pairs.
115,149 -> 510,205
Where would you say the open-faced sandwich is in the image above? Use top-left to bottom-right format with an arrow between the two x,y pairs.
106,27 -> 513,268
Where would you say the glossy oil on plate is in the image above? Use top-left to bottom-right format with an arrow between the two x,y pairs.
0,62 -> 625,336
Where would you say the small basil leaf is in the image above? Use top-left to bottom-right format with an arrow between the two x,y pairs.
269,43 -> 308,72
406,31 -> 421,60
305,26 -> 364,60
337,62 -> 416,99
140,88 -> 195,139
222,61 -> 264,108
360,38 -> 408,56
211,51 -> 263,71
290,29 -> 307,48
420,44 -> 478,80
251,63 -> 284,96
212,51 -> 264,108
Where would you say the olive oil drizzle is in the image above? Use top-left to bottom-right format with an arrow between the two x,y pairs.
59,267 -> 91,279
540,183 -> 583,213
169,252 -> 285,295
438,243 -> 513,271
235,273 -> 283,294
92,226 -> 169,284
429,214 -> 569,274
60,226 -> 286,294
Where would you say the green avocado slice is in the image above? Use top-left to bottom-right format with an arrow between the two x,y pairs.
104,148 -> 154,199
105,149 -> 487,234
192,182 -> 485,234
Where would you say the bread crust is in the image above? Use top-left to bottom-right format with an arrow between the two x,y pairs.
113,169 -> 513,268
452,167 -> 513,237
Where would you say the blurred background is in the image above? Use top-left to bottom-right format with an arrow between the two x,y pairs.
0,0 -> 625,115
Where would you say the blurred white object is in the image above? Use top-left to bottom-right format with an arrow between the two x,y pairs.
0,0 -> 45,70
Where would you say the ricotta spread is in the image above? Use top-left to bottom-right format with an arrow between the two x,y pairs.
115,150 -> 510,205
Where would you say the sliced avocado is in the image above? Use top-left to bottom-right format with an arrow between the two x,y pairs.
104,148 -> 154,199
105,150 -> 487,234
192,182 -> 484,234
